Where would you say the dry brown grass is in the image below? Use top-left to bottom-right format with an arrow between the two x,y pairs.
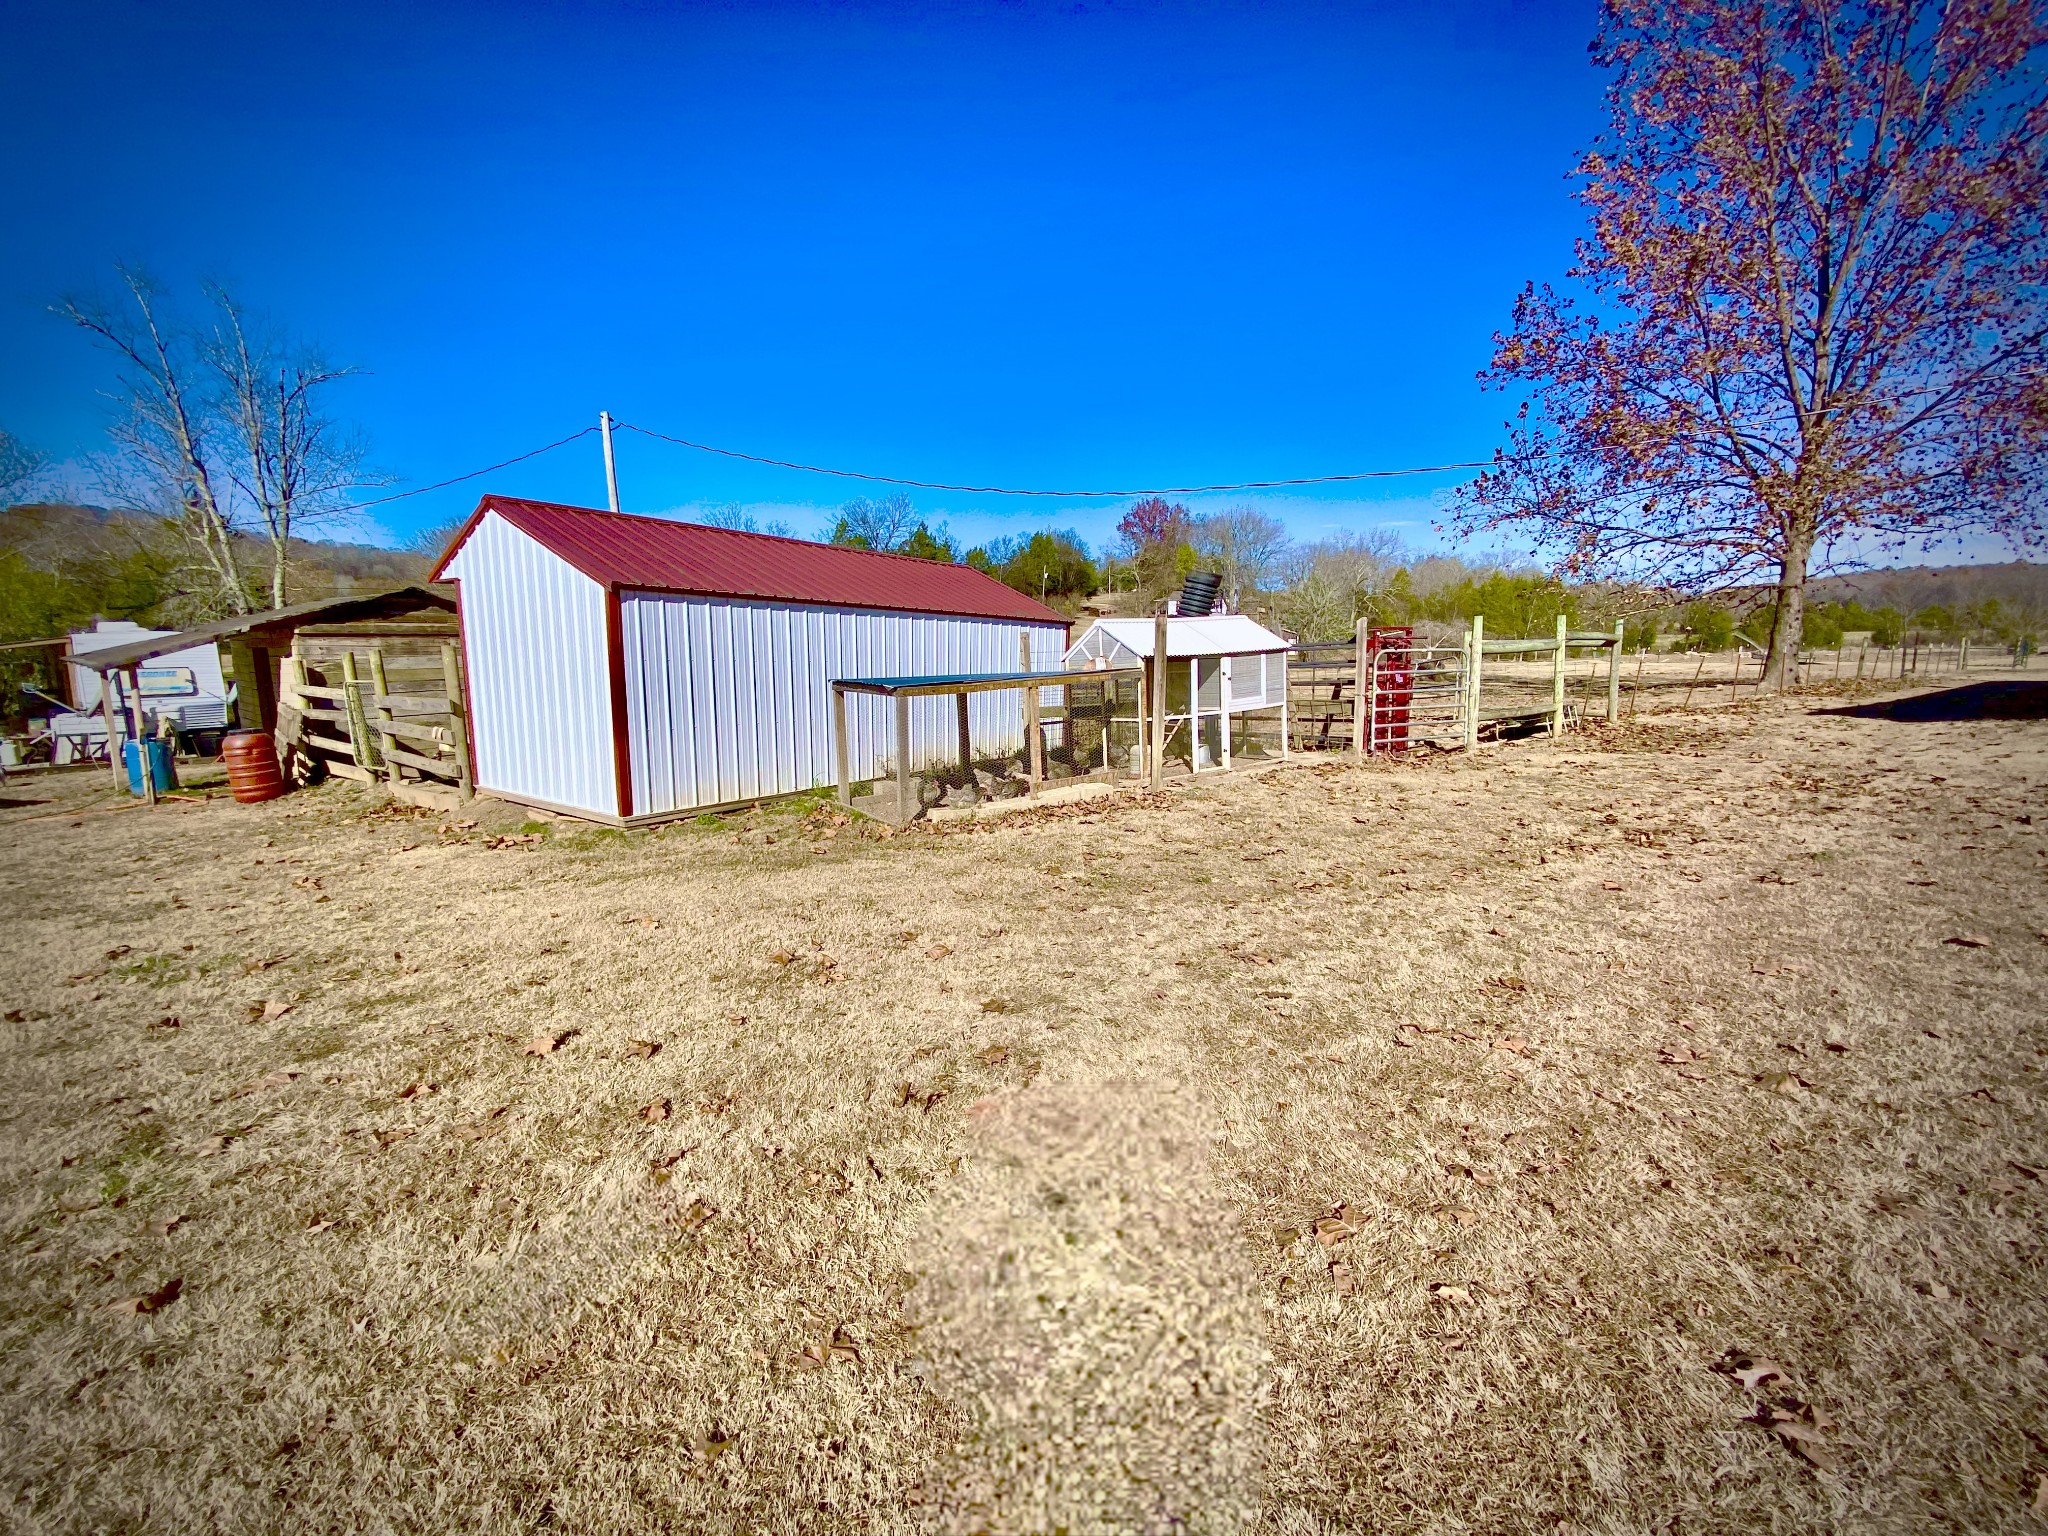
1,680 -> 2044,1533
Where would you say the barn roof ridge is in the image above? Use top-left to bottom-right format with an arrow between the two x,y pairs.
436,495 -> 1069,627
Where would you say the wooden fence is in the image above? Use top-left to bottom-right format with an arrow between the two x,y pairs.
279,640 -> 473,808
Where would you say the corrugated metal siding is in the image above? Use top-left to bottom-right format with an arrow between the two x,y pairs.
443,512 -> 618,817
620,592 -> 1067,814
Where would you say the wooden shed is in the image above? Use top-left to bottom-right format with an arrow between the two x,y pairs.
59,586 -> 458,769
431,496 -> 1071,824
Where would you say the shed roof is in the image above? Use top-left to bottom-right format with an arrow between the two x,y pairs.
64,585 -> 456,673
1072,614 -> 1290,661
434,496 -> 1070,627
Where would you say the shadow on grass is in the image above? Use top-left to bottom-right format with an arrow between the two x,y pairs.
1816,680 -> 2048,722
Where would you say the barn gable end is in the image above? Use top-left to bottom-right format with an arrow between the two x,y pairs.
441,511 -> 620,818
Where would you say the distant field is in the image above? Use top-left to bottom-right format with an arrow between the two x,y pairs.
2,678 -> 2043,1533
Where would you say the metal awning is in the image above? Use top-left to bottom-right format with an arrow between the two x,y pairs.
63,585 -> 456,673
833,665 -> 1141,698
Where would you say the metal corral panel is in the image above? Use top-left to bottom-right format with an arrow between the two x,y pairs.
442,512 -> 618,817
619,592 -> 1067,815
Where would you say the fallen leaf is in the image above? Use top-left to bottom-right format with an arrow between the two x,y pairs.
827,1325 -> 862,1364
155,1214 -> 187,1236
194,1134 -> 234,1157
976,1043 -> 1010,1066
1329,1260 -> 1356,1294
111,1276 -> 183,1314
304,1218 -> 337,1235
1273,1224 -> 1301,1248
1601,880 -> 1623,891
978,998 -> 1009,1014
397,1082 -> 437,1099
149,1015 -> 180,1032
524,1031 -> 568,1057
249,1070 -> 300,1094
926,943 -> 953,960
1313,1216 -> 1356,1246
373,1127 -> 415,1148
249,1000 -> 293,1022
629,1039 -> 661,1058
1761,1416 -> 1839,1470
689,1427 -> 733,1464
104,946 -> 132,961
1486,976 -> 1529,993
1494,1034 -> 1529,1056
1944,934 -> 1992,949
2033,1472 -> 2047,1516
1727,1355 -> 1789,1394
452,1108 -> 510,1141
1429,1283 -> 1471,1305
642,1098 -> 671,1124
770,950 -> 796,966
1659,1044 -> 1704,1064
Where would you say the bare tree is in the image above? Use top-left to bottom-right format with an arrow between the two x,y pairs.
55,267 -> 251,615
831,492 -> 919,550
1191,505 -> 1291,608
205,285 -> 381,608
56,268 -> 381,615
1276,529 -> 1410,641
701,502 -> 795,538
0,428 -> 44,505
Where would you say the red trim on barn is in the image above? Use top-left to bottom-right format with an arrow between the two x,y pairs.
433,495 -> 1071,627
604,587 -> 634,819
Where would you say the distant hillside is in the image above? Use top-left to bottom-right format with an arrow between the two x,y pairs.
0,501 -> 434,637
1800,561 -> 2048,615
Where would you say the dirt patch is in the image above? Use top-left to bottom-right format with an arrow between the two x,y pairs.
1,682 -> 2044,1532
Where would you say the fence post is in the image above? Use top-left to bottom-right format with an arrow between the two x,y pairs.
833,684 -> 850,806
368,647 -> 399,785
1607,620 -> 1624,722
1551,614 -> 1568,737
1024,677 -> 1042,796
1150,614 -> 1168,790
439,644 -> 474,797
1352,617 -> 1370,763
339,651 -> 377,773
893,692 -> 912,823
1465,615 -> 1483,752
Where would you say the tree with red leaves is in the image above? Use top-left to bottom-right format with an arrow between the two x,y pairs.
1458,0 -> 2048,688
1117,496 -> 1194,606
1118,496 -> 1189,552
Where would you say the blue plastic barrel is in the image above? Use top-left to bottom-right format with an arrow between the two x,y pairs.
122,739 -> 179,797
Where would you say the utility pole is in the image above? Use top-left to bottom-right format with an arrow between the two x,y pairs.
600,411 -> 621,515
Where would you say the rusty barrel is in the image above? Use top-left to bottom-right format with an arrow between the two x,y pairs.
222,730 -> 287,803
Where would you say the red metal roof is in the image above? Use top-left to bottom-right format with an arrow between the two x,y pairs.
432,497 -> 1070,627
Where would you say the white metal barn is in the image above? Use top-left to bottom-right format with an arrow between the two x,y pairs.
1065,614 -> 1291,770
432,497 -> 1071,822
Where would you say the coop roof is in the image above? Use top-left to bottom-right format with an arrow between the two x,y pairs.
1068,614 -> 1290,664
433,497 -> 1070,627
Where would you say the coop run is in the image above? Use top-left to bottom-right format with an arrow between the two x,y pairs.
1064,614 -> 1293,773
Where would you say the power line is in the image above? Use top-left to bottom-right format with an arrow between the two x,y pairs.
330,426 -> 600,515
615,421 -> 1495,498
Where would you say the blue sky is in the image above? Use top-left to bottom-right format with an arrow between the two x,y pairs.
1,0 -> 1605,559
